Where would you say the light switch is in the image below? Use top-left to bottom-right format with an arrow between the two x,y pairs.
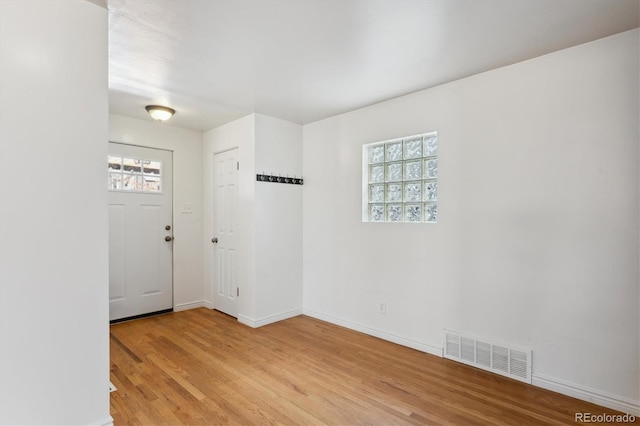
182,203 -> 192,214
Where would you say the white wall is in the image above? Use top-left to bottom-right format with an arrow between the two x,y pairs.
109,114 -> 204,310
254,114 -> 303,322
303,29 -> 639,413
0,1 -> 111,424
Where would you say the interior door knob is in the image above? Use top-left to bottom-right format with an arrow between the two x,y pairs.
165,236 -> 173,242
211,237 -> 218,243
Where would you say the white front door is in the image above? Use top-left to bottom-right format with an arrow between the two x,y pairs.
108,143 -> 173,321
212,149 -> 239,317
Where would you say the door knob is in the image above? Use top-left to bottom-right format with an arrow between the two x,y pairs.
165,236 -> 173,242
211,237 -> 218,243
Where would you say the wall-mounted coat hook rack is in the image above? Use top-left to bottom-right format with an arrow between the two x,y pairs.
256,173 -> 303,185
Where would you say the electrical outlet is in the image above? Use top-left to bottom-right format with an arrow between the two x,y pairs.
378,301 -> 387,314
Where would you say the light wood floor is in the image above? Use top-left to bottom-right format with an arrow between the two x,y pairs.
110,308 -> 632,425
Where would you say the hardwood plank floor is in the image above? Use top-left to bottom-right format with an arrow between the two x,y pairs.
110,308 -> 635,425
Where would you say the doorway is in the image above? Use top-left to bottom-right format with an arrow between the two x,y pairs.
108,142 -> 174,321
212,148 -> 239,317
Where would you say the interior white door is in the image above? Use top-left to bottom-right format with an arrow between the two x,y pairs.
212,148 -> 239,317
108,142 -> 173,321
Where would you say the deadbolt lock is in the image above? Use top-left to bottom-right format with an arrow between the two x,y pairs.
165,225 -> 171,230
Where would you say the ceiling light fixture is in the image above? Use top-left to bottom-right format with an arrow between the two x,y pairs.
145,105 -> 175,122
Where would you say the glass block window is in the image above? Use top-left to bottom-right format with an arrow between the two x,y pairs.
108,155 -> 162,193
363,132 -> 438,223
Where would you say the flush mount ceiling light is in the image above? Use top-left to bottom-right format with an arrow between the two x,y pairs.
145,105 -> 175,122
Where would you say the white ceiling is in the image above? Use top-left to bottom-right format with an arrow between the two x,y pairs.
108,0 -> 639,132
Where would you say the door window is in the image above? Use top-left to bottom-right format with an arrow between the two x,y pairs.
108,155 -> 162,193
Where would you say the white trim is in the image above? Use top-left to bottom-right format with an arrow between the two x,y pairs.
96,416 -> 114,426
532,373 -> 640,416
237,314 -> 255,327
174,301 -> 205,312
202,300 -> 214,310
238,309 -> 303,328
237,314 -> 257,327
302,308 -> 442,357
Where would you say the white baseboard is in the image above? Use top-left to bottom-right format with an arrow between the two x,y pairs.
202,300 -> 214,309
532,373 -> 640,417
238,308 -> 303,328
302,308 -> 442,357
174,301 -> 205,312
96,416 -> 114,426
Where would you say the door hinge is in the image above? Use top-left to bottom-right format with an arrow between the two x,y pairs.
236,287 -> 239,297
237,161 -> 239,170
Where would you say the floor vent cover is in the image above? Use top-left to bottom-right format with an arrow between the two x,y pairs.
443,329 -> 532,384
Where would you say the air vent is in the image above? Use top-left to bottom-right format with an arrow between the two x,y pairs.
443,329 -> 532,384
